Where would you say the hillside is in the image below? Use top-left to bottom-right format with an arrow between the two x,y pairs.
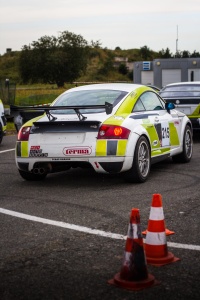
0,47 -> 155,85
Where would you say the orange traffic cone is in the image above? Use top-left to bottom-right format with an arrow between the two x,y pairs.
108,208 -> 159,291
142,228 -> 175,236
144,194 -> 180,266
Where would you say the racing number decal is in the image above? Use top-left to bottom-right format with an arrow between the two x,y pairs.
155,122 -> 170,147
161,122 -> 170,146
162,127 -> 169,138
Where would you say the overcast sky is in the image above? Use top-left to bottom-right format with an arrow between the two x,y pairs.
0,0 -> 199,55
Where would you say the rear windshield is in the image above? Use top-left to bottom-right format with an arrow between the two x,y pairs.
160,85 -> 200,98
52,89 -> 128,114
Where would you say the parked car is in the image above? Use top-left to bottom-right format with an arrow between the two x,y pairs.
160,81 -> 200,130
0,99 -> 7,144
14,83 -> 193,182
146,85 -> 160,92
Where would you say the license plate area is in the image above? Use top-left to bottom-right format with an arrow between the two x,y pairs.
38,133 -> 85,144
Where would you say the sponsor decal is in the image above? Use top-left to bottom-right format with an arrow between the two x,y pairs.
94,162 -> 99,169
114,116 -> 125,120
63,146 -> 92,156
52,158 -> 70,161
130,91 -> 137,97
174,121 -> 180,125
30,145 -> 40,150
152,140 -> 158,147
29,145 -> 48,157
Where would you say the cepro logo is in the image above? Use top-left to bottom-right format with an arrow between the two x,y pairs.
30,146 -> 40,150
63,146 -> 92,156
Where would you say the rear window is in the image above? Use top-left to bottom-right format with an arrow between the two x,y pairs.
52,89 -> 128,114
160,85 -> 200,98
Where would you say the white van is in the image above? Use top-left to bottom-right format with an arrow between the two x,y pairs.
0,99 -> 7,144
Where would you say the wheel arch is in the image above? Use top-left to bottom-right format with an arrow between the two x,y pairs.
123,133 -> 151,183
124,130 -> 152,172
186,121 -> 193,133
179,119 -> 193,147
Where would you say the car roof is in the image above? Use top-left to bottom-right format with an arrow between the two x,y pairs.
163,81 -> 200,88
64,83 -> 145,93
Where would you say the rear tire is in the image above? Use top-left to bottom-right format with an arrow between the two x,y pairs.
172,125 -> 193,163
18,169 -> 47,181
124,136 -> 150,183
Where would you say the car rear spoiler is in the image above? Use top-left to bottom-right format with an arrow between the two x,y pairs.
10,102 -> 113,121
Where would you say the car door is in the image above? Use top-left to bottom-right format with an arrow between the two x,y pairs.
153,109 -> 181,150
136,91 -> 181,157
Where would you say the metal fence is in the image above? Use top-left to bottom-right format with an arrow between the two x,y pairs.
0,79 -> 16,105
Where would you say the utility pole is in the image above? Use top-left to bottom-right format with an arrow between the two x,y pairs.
176,25 -> 179,57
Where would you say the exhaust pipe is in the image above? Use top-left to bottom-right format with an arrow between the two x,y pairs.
39,168 -> 46,174
33,168 -> 39,174
33,163 -> 52,175
33,167 -> 46,174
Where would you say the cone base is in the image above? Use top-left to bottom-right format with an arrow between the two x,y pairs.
146,251 -> 180,266
108,272 -> 159,291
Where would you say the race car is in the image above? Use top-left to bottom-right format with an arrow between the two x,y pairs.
0,99 -> 7,144
15,83 -> 193,183
160,81 -> 200,130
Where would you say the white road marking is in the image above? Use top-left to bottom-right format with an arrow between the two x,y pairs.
0,148 -> 15,154
0,207 -> 200,251
0,208 -> 125,240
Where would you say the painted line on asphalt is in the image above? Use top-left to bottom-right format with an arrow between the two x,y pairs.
0,207 -> 200,251
0,148 -> 15,154
0,208 -> 125,240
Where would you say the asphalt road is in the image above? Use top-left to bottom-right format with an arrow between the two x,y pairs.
0,133 -> 200,300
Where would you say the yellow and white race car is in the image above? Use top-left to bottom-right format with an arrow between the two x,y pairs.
15,83 -> 193,183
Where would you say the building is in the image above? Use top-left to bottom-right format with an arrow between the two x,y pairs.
114,57 -> 134,71
134,58 -> 200,88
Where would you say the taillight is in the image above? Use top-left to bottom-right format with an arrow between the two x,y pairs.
18,126 -> 31,141
97,125 -> 130,139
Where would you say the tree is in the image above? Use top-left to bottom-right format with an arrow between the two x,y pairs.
140,45 -> 152,60
118,63 -> 128,75
182,50 -> 190,58
158,48 -> 172,58
19,31 -> 89,87
175,51 -> 182,58
191,50 -> 200,58
90,40 -> 102,48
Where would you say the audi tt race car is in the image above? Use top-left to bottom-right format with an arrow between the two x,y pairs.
15,83 -> 193,183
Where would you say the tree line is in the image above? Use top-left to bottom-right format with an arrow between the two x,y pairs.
138,45 -> 200,60
1,30 -> 200,87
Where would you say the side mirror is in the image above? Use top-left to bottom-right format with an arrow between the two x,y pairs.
165,102 -> 175,113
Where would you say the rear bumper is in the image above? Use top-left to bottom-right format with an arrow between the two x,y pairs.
16,155 -> 132,174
